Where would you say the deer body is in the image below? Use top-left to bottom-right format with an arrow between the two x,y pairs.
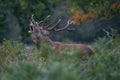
29,14 -> 93,56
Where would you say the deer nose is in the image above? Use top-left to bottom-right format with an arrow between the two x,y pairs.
28,30 -> 32,33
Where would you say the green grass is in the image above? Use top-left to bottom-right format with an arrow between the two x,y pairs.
0,36 -> 120,80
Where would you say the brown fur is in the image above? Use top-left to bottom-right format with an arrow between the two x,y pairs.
29,15 -> 94,56
38,36 -> 94,56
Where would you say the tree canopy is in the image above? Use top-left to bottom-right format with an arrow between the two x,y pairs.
0,0 -> 119,42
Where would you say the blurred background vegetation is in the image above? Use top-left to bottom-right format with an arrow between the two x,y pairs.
0,0 -> 120,80
0,0 -> 119,43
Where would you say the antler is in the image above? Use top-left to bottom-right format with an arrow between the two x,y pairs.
30,14 -> 51,27
46,19 -> 62,30
30,14 -> 39,26
31,14 -> 35,22
29,14 -> 74,32
47,20 -> 74,32
41,15 -> 51,28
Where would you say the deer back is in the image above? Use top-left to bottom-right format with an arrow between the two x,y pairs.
53,42 -> 93,55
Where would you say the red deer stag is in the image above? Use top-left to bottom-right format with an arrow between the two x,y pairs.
28,14 -> 93,55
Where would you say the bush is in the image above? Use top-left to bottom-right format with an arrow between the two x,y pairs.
0,39 -> 25,65
0,35 -> 120,80
0,62 -> 42,80
0,61 -> 77,80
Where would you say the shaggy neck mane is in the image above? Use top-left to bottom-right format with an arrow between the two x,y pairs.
41,36 -> 54,46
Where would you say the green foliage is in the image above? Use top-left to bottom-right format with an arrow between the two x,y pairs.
0,61 -> 78,80
0,0 -> 120,79
110,29 -> 120,48
39,43 -> 54,58
110,35 -> 120,48
0,0 -> 61,41
0,0 -> 119,42
0,39 -> 25,64
0,62 -> 42,80
0,35 -> 120,80
94,36 -> 110,50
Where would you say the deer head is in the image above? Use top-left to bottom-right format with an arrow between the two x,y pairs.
28,14 -> 74,48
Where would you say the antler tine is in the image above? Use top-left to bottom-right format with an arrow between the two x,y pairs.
30,14 -> 40,26
38,21 -> 44,24
42,15 -> 51,28
31,14 -> 35,23
47,18 -> 62,30
52,20 -> 74,32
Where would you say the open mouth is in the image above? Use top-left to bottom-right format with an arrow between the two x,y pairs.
30,26 -> 34,31
28,26 -> 34,33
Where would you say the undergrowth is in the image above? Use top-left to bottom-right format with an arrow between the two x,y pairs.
0,35 -> 120,80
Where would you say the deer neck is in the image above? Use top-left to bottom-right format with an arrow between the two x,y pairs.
41,36 -> 54,46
